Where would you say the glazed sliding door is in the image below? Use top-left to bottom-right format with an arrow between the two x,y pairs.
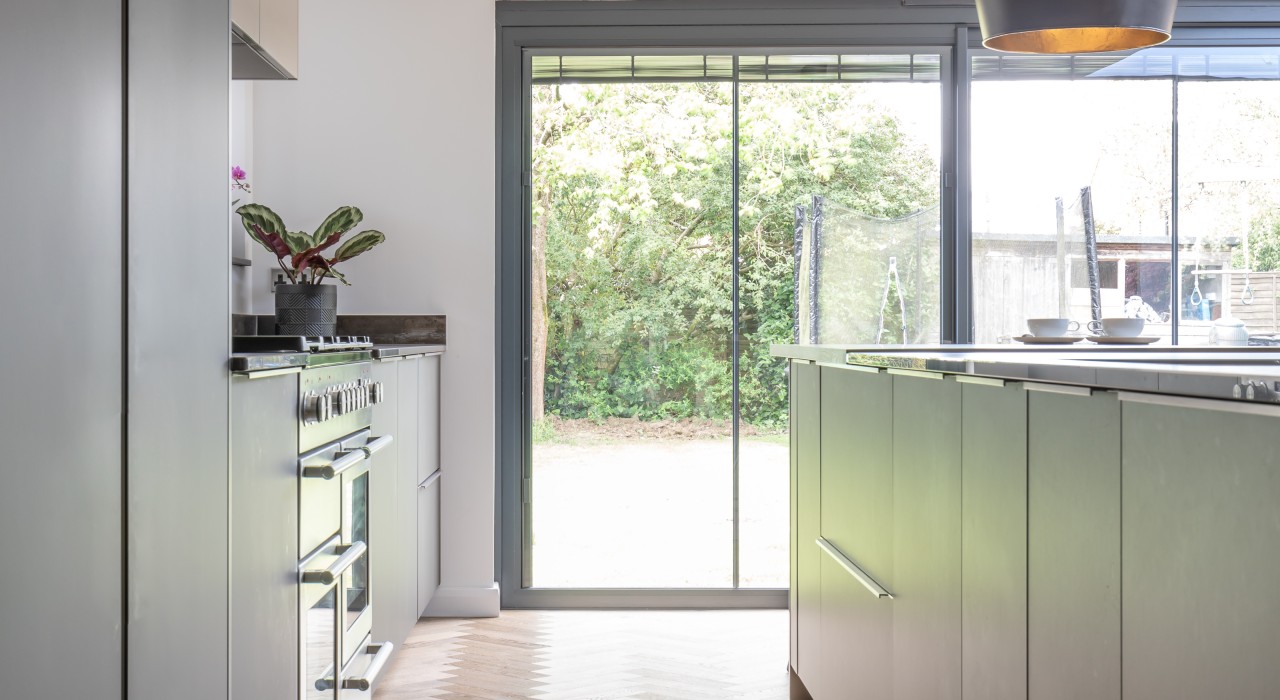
519,49 -> 947,601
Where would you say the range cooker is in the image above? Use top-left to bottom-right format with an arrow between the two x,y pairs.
294,354 -> 393,698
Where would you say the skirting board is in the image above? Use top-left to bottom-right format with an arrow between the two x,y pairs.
422,583 -> 501,618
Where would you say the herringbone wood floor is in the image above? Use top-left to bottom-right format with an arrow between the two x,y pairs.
373,610 -> 789,700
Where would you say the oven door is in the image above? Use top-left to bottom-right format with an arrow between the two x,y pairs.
299,535 -> 363,700
338,430 -> 393,665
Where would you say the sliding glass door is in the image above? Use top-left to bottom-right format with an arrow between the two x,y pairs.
523,50 -> 946,597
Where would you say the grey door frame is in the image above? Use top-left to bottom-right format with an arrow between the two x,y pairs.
495,1 -> 1280,610
496,4 -> 968,609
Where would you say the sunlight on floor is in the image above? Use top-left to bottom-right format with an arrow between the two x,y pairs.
531,438 -> 789,588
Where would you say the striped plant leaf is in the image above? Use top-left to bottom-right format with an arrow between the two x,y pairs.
312,206 -> 363,246
236,203 -> 287,254
283,230 -> 313,255
331,229 -> 385,263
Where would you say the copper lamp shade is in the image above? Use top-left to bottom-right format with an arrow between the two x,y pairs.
977,0 -> 1178,54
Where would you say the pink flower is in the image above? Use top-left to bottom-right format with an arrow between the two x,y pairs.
231,166 -> 247,181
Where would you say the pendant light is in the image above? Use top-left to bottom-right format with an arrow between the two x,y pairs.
977,0 -> 1178,54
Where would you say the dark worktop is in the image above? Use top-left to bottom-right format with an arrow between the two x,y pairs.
771,343 -> 1280,404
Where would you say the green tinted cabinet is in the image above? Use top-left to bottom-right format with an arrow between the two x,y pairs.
1027,389 -> 1121,700
891,374 -> 963,700
791,361 -> 822,689
961,380 -> 1028,700
1121,396 -> 1280,700
818,366 -> 894,700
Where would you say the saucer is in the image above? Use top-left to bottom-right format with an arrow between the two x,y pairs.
1088,335 -> 1160,345
1014,335 -> 1084,345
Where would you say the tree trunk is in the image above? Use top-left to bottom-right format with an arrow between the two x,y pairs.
531,186 -> 551,422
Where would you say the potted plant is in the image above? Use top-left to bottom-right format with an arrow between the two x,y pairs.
236,203 -> 385,336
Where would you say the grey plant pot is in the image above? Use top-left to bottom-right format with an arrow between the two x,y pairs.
275,283 -> 338,336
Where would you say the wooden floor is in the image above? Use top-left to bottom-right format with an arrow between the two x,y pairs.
372,610 -> 790,700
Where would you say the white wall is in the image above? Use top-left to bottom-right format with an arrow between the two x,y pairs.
253,0 -> 498,615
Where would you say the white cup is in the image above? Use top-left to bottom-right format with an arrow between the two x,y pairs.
1087,318 -> 1145,337
1027,318 -> 1079,337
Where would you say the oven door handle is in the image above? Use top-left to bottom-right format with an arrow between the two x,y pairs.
300,541 -> 366,585
301,449 -> 366,480
342,642 -> 396,691
360,434 -> 394,458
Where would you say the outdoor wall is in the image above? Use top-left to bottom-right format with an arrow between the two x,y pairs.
252,0 -> 499,615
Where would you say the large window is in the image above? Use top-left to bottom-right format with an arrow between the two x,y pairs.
971,47 -> 1280,344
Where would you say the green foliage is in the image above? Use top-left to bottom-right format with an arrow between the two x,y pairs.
235,204 -> 385,286
533,81 -> 939,427
1236,215 -> 1280,272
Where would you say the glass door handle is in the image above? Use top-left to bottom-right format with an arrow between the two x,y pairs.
300,541 -> 367,585
342,642 -> 395,691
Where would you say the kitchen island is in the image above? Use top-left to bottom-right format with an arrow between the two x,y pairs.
774,344 -> 1280,700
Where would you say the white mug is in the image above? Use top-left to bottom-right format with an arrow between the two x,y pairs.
1027,318 -> 1079,337
1087,318 -> 1145,337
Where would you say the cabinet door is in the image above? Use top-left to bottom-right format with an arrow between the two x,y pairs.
1122,398 -> 1280,700
258,0 -> 297,77
396,358 -> 422,634
961,381 -> 1028,700
1027,390 -> 1120,700
230,373 -> 299,700
892,374 -> 962,700
791,361 -> 822,688
418,475 -> 441,614
231,0 -> 259,38
369,360 -> 401,647
419,355 -> 441,483
819,366 -> 893,700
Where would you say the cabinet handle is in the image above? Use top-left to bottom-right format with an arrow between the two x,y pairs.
343,642 -> 395,691
300,541 -> 366,585
301,449 -> 365,480
419,470 -> 441,490
817,537 -> 893,599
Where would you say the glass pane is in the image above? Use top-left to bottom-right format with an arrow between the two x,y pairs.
346,473 -> 369,626
530,80 -> 734,587
1176,78 -> 1280,345
304,587 -> 337,700
737,67 -> 942,586
971,60 -> 1173,343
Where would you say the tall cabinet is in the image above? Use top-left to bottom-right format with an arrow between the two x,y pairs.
370,351 -> 443,657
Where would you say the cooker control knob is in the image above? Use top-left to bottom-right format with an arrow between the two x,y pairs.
1246,381 -> 1274,402
371,381 -> 385,405
1234,382 -> 1246,399
303,393 -> 332,423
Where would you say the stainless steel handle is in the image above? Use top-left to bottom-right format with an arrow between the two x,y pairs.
418,469 -> 441,490
342,642 -> 395,691
313,665 -> 337,691
360,434 -> 393,458
301,449 -> 366,480
817,537 -> 893,599
300,541 -> 367,585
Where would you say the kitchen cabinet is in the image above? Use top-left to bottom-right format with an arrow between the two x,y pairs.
817,366 -> 893,699
1027,389 -> 1120,700
395,356 -> 422,639
790,361 -> 822,690
231,0 -> 298,79
230,371 -> 300,700
370,359 -> 404,649
960,380 -> 1027,700
1121,396 -> 1280,700
891,373 -> 962,700
369,352 -> 443,666
418,473 -> 442,614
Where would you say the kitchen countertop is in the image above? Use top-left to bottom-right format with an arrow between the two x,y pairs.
231,344 -> 444,374
771,343 -> 1280,404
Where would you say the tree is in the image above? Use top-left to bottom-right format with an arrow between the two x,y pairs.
530,80 -> 940,427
